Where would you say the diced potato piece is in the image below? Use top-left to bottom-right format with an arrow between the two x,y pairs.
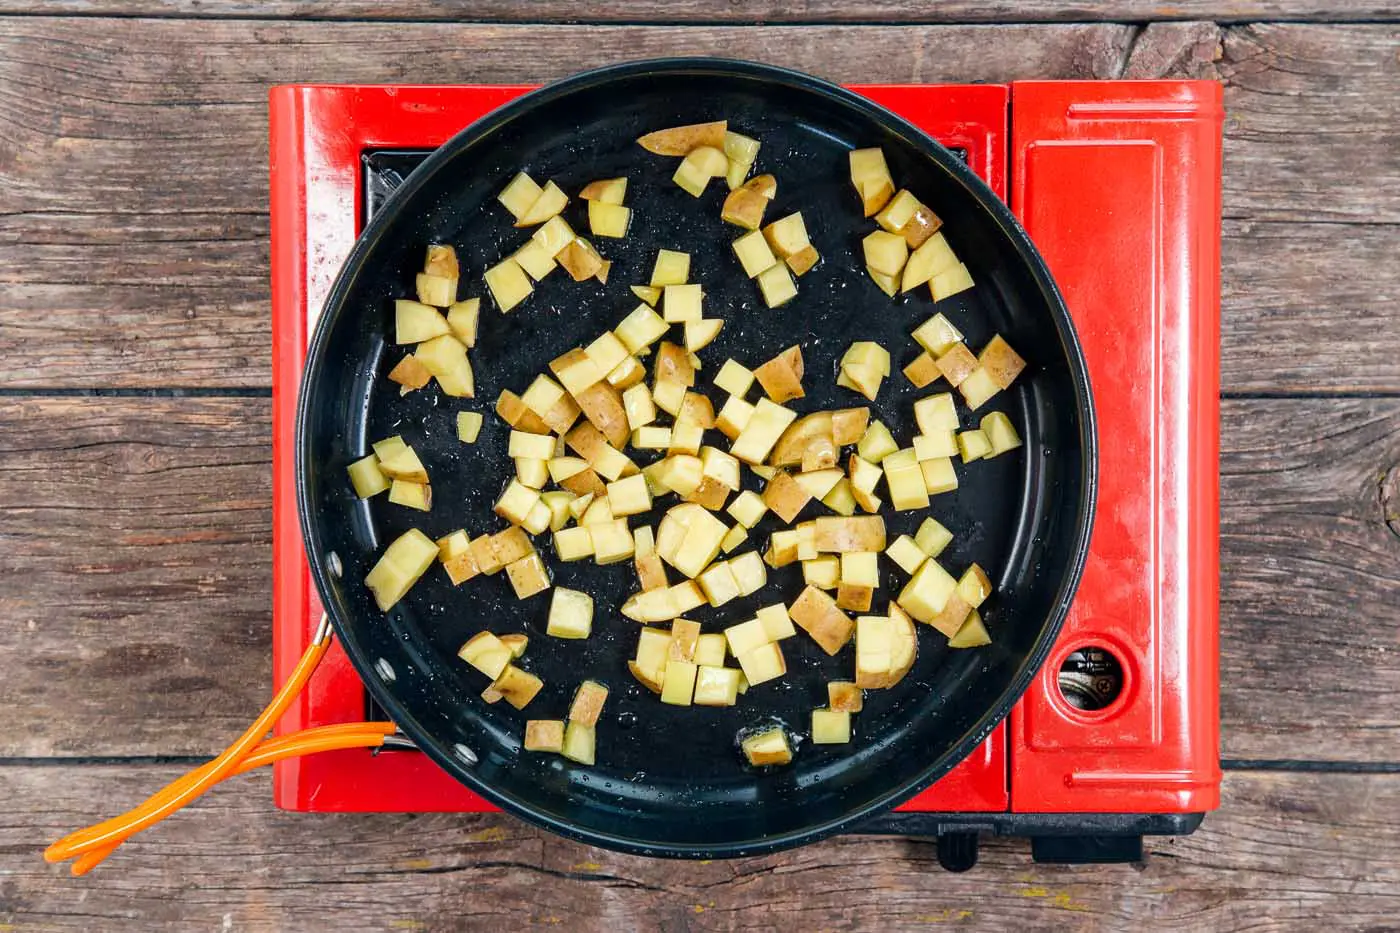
654,341 -> 696,389
726,489 -> 768,529
848,453 -> 883,502
822,476 -> 857,516
615,303 -> 670,355
580,177 -> 628,204
698,560 -> 740,607
714,395 -> 754,441
762,212 -> 810,259
561,721 -> 596,765
885,535 -> 927,575
525,217 -> 572,259
949,608 -> 992,648
756,263 -> 797,308
685,318 -> 724,353
629,285 -> 661,309
764,529 -> 799,568
496,389 -> 551,435
854,615 -> 893,688
841,551 -> 879,587
803,556 -> 839,589
506,553 -> 551,600
347,454 -> 389,498
913,430 -> 959,461
794,469 -> 842,501
668,508 -> 729,580
556,238 -> 604,281
814,515 -> 886,553
729,550 -> 767,596
829,681 -> 864,713
646,249 -> 690,289
458,631 -> 512,680
831,407 -> 870,447
388,354 -> 433,394
929,344 -> 976,389
469,534 -> 503,577
546,587 -> 594,639
770,412 -> 831,468
915,518 -> 953,558
914,392 -> 959,435
524,719 -> 565,753
753,345 -> 805,403
762,471 -> 811,524
958,429 -> 992,463
875,189 -> 921,234
638,120 -> 727,155
731,398 -> 797,465
693,665 -> 741,707
491,527 -> 534,566
741,727 -> 793,766
981,411 -> 1023,455
631,426 -> 672,449
590,519 -> 635,566
388,479 -> 431,511
789,585 -> 855,655
901,204 -> 943,248
414,334 -> 474,398
553,526 -> 594,561
456,411 -> 483,444
606,355 -> 647,391
565,422 -> 635,481
516,180 -> 568,227
443,299 -> 479,348
723,617 -> 769,658
508,429 -> 555,461
887,604 -> 918,687
483,258 -> 533,313
566,680 -> 609,728
660,659 -> 698,706
511,239 -> 558,282
849,148 -> 894,216
548,456 -> 588,484
931,262 -> 975,301
898,558 -> 958,625
365,529 -> 438,612
958,367 -> 1001,410
866,265 -> 899,297
911,310 -> 964,357
903,351 -> 940,389
733,230 -> 778,278
722,130 -> 761,165
722,174 -> 775,230
901,230 -> 959,293
394,299 -> 451,345
785,244 -> 820,277
882,449 -> 929,511
670,392 -> 715,456
736,641 -> 786,687
726,158 -> 753,190
811,708 -> 851,744
500,631 -> 527,658
498,172 -> 543,220
714,359 -> 754,398
863,230 -> 909,278
378,445 -> 428,484
607,473 -> 653,517
796,521 -> 818,561
700,446 -> 741,492
979,335 -> 1027,390
494,478 -> 540,526
921,456 -> 959,495
748,604 -> 792,643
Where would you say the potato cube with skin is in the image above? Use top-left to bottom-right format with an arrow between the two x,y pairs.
666,620 -> 702,663
901,204 -> 943,248
498,172 -> 543,220
509,430 -> 556,461
547,587 -> 594,639
958,367 -> 1001,410
803,556 -> 839,589
456,411 -> 483,444
931,262 -> 975,301
670,392 -> 715,456
741,727 -> 793,767
497,389 -> 552,435
762,212 -> 810,259
531,215 -> 576,257
764,529 -> 800,568
885,535 -> 927,575
914,392 -> 960,435
849,148 -> 894,217
543,490 -> 575,530
883,449 -> 930,511
524,720 -> 565,753
921,457 -> 959,495
388,355 -> 433,394
666,507 -> 729,579
903,351 -> 941,389
786,245 -> 820,277
847,454 -> 882,496
753,345 -> 805,403
663,283 -> 703,323
814,515 -> 887,553
736,642 -> 786,687
763,471 -> 811,524
912,312 -> 965,357
673,146 -> 727,196
557,238 -> 604,281
794,469 -> 842,501
829,681 -> 864,713
822,477 -> 857,516
694,633 -> 727,667
981,411 -> 1023,455
494,479 -> 541,526
554,526 -> 595,561
365,529 -> 439,612
567,680 -> 609,729
483,258 -> 533,313
731,398 -> 797,465
415,334 -> 475,398
590,519 -> 635,566
958,429 -> 993,463
902,230 -> 959,293
812,708 -> 852,744
733,230 -> 778,278
491,527 -> 534,567
789,585 -> 855,655
654,341 -> 696,388
378,445 -> 428,484
721,177 -> 772,231
458,631 -> 513,680
855,615 -> 894,688
723,131 -> 761,166
898,558 -> 959,624
506,553 -> 551,600
561,721 -> 596,765
979,335 -> 1027,390
875,189 -> 921,234
607,474 -> 652,517
701,446 -> 741,491
588,200 -> 631,238
660,659 -> 699,706
347,455 -> 390,499
715,395 -> 755,440
829,408 -> 870,447
580,176 -> 628,204
650,249 -> 691,287
915,518 -> 954,558
863,230 -> 909,278
756,263 -> 798,309
714,359 -> 755,398
693,666 -> 742,707
446,299 -> 479,347
606,355 -> 646,391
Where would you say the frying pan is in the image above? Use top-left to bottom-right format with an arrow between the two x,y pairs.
297,59 -> 1096,858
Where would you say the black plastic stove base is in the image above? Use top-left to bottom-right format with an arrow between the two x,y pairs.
851,811 -> 1205,871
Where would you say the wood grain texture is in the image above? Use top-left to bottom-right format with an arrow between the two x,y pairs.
4,395 -> 1396,760
2,0 -> 1396,22
8,767 -> 1400,931
0,397 -> 271,757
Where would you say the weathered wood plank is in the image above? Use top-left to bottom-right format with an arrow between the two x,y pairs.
8,767 -> 1400,931
0,397 -> 271,756
1,21 -> 1396,389
4,396 -> 1397,760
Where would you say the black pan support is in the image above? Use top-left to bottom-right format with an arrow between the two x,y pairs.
297,59 -> 1097,858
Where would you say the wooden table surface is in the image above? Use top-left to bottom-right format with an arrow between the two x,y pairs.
2,2 -> 1398,929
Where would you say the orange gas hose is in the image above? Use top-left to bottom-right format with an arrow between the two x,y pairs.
45,617 -> 397,875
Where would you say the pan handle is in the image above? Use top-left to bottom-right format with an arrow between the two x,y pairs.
43,615 -> 394,876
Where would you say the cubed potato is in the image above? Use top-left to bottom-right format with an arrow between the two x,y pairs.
981,411 -> 1022,455
669,392 -> 714,457
900,230 -> 957,293
554,526 -> 595,561
511,239 -> 558,282
574,380 -> 630,449
841,551 -> 879,588
911,310 -> 963,356
556,238 -> 603,281
847,453 -> 883,498
606,355 -> 647,391
614,305 -> 669,358
458,631 -> 512,680
630,285 -> 661,308
673,151 -> 715,197
516,457 -> 548,489
712,395 -> 753,441
822,477 -> 857,516
882,449 -> 930,511
786,245 -> 820,277
796,521 -> 818,561
770,412 -> 833,468
516,180 -> 568,227
897,558 -> 958,625
607,474 -> 653,517
724,617 -> 771,659
875,189 -> 921,234
649,250 -> 691,289
468,534 -> 503,577
491,527 -> 534,566
901,204 -> 943,248
757,263 -> 798,308
388,354 -> 433,394
849,148 -> 894,216
496,389 -> 552,435
394,299 -> 451,344
866,265 -> 899,297
508,429 -> 556,461
957,563 -> 993,609
949,608 -> 992,648
915,518 -> 953,558
567,490 -> 597,518
546,587 -> 594,639
902,351 -> 940,389
827,407 -> 869,447
762,212 -> 810,259
661,283 -> 703,323
803,434 -> 838,472
347,454 -> 390,498
693,666 -> 741,707
414,334 -> 474,398
698,560 -> 741,607
729,550 -> 767,596
694,633 -> 728,668
921,456 -> 959,495
931,262 -> 975,301
444,298 -> 479,348
958,429 -> 993,462
378,445 -> 428,484
653,341 -> 696,388
913,430 -> 959,461
794,469 -> 842,501
364,529 -> 438,611
814,515 -> 887,553
957,367 -> 1001,410
524,719 -> 565,753
590,519 -> 635,566
753,345 -> 805,403
885,535 -> 927,575
788,585 -> 855,655
978,335 -> 1027,390
580,176 -> 628,204
547,455 -> 588,484
930,344 -> 976,389
733,230 -> 778,278
863,230 -> 909,278
762,471 -> 811,524
566,422 -> 635,482
887,603 -> 918,687
499,630 -> 529,657
811,708 -> 852,744
723,131 -> 761,166
736,641 -> 786,687
803,555 -> 840,589
494,478 -> 540,526
670,508 -> 729,579
722,489 -> 766,529
699,446 -> 740,492
914,392 -> 959,435
483,258 -> 533,313
854,615 -> 893,688
506,553 -> 551,600
561,721 -> 596,765
631,426 -> 672,449
764,529 -> 800,568
748,604 -> 792,643
714,359 -> 754,398
637,120 -> 727,156
456,411 -> 483,444
722,176 -> 774,230
498,172 -> 543,220
722,523 -> 748,553
660,659 -> 699,706
684,319 -> 723,354
741,727 -> 793,766
828,681 -> 864,713
731,398 -> 797,465
530,215 -> 576,258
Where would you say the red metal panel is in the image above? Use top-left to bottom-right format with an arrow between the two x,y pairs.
1007,81 -> 1222,813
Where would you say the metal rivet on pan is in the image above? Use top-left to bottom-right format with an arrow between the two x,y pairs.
326,551 -> 343,579
373,658 -> 396,682
453,743 -> 478,765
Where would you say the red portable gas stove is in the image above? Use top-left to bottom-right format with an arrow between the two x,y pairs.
269,79 -> 1222,869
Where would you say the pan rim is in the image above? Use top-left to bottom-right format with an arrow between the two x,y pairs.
296,56 -> 1098,858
